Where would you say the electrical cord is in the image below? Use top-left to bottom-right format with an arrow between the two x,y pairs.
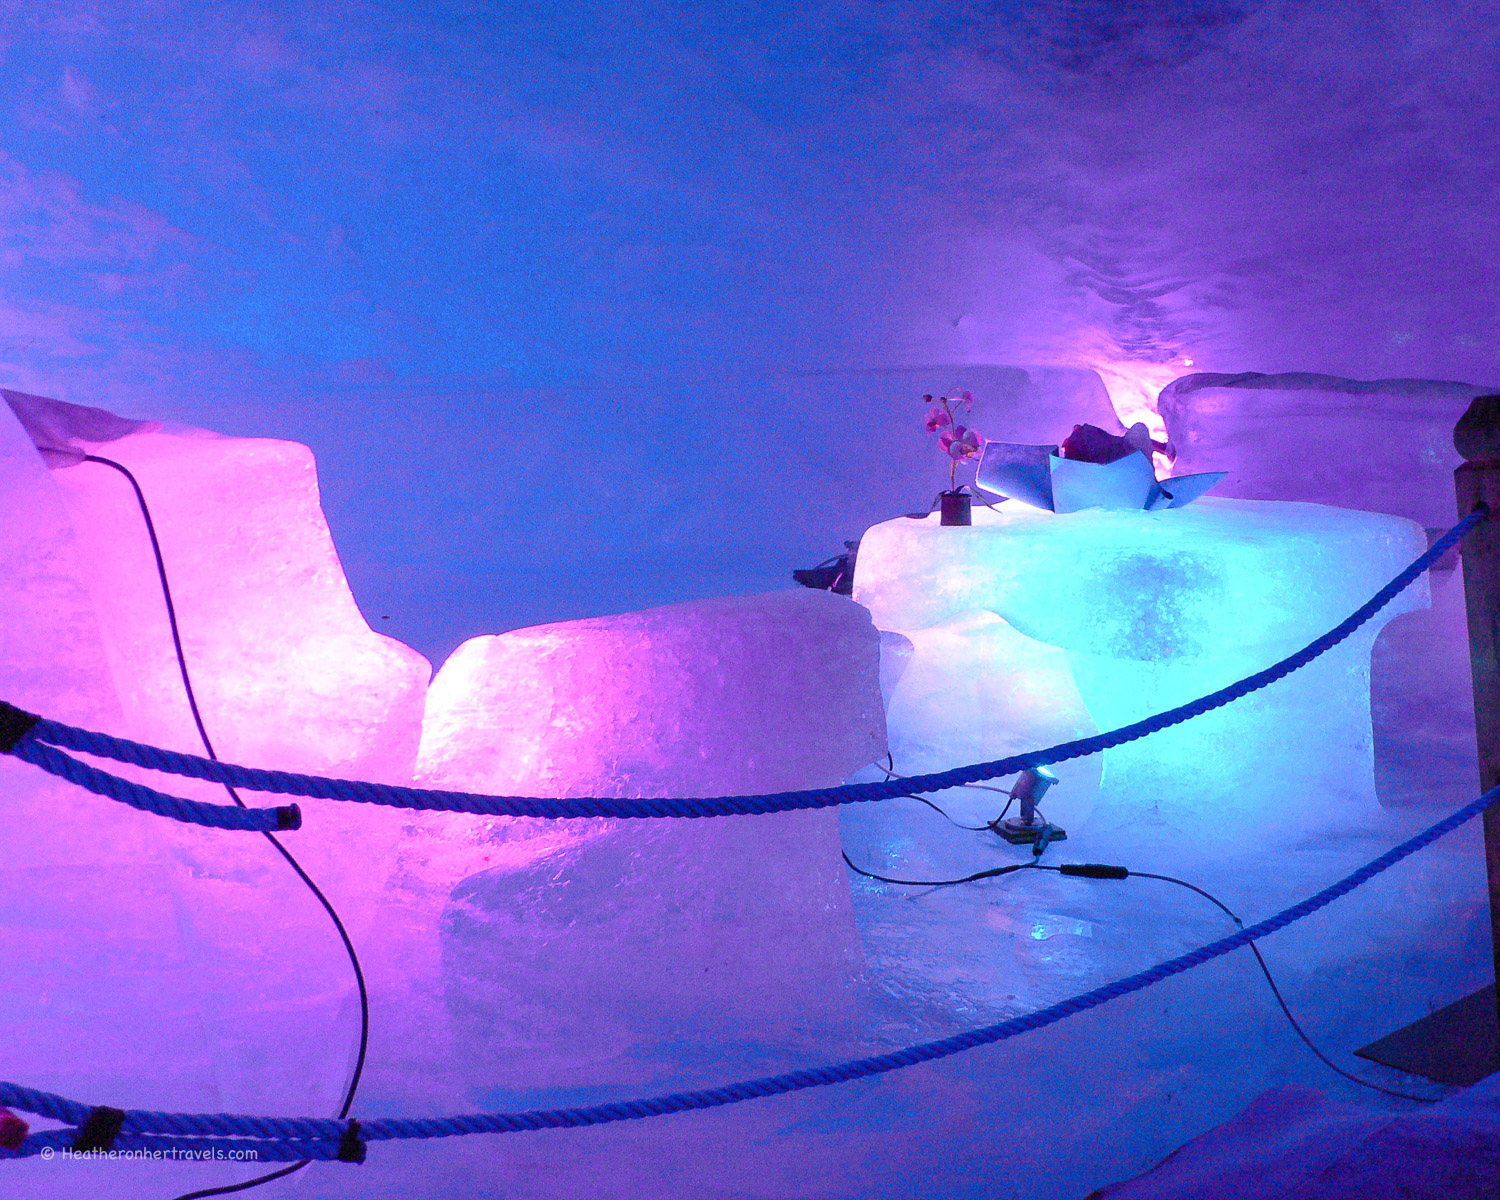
876,754 -> 1025,832
81,455 -> 371,1198
842,851 -> 1037,889
900,793 -> 996,833
1125,869 -> 1442,1105
841,847 -> 1444,1104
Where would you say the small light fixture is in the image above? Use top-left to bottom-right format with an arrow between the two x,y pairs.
994,766 -> 1066,845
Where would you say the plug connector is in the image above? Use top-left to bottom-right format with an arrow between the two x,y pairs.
1058,863 -> 1130,880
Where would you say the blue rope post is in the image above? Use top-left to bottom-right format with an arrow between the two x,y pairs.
1357,393 -> 1500,1086
1456,401 -> 1500,1044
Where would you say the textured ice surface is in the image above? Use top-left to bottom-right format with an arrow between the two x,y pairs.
2,2 -> 1499,665
9,391 -> 432,782
1371,561 -> 1476,808
416,589 -> 886,1089
1158,373 -> 1496,529
768,364 -> 1120,546
0,395 -> 435,1195
1093,1073 -> 1500,1199
419,588 -> 886,800
842,497 -> 1448,1064
855,497 -> 1428,845
832,763 -> 1492,1200
3,0 -> 1500,1188
1157,372 -> 1490,810
0,386 -> 155,1105
12,392 -> 438,1090
878,608 -> 1102,822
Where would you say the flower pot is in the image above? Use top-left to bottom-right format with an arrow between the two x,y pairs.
939,490 -> 971,526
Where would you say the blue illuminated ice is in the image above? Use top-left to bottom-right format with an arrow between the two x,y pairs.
1157,372 -> 1495,811
854,497 -> 1429,850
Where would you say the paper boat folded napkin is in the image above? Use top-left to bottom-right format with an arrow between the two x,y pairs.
976,442 -> 1226,514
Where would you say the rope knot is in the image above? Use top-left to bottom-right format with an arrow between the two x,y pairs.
337,1119 -> 366,1164
71,1105 -> 126,1154
0,1108 -> 27,1151
0,702 -> 39,754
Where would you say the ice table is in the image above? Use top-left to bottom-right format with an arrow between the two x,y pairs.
853,497 -> 1430,850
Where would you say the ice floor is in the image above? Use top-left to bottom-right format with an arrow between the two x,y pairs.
1093,1071 -> 1500,1200
7,768 -> 1485,1200
1,391 -> 1496,1198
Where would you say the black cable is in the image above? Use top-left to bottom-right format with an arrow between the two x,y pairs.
876,754 -> 1014,832
1124,869 -> 1441,1105
169,1163 -> 310,1199
903,793 -> 995,833
841,848 -> 1443,1104
842,850 -> 1038,889
81,456 -> 371,1196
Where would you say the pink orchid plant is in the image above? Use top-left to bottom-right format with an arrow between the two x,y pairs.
923,389 -> 982,490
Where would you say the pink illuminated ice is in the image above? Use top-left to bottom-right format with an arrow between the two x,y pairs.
0,391 -> 434,1149
417,588 -> 887,1090
5,390 -> 431,782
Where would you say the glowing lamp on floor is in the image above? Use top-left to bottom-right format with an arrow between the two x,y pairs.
995,766 -> 1063,845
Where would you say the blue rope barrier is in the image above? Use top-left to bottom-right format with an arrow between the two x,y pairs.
4,506 -> 1484,828
6,778 -> 1494,1158
7,738 -> 300,832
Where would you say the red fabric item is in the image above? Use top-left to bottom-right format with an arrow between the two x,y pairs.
1059,422 -> 1169,464
0,1107 -> 28,1151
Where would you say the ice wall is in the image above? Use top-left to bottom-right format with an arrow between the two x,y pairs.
766,364 -> 1120,543
0,3 -> 1495,665
877,609 -> 1099,790
0,383 -> 172,1109
0,396 -> 126,730
0,1 -> 1494,1191
4,390 -> 432,782
0,395 -> 904,1194
1159,373 -> 1496,530
0,405 -> 1492,1199
301,364 -> 1121,666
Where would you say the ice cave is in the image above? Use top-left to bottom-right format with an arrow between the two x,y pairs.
0,3 -> 1498,1198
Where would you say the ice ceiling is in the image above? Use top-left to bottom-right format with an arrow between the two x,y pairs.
0,0 -> 1494,659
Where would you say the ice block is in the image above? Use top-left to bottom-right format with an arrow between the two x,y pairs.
1,391 -> 436,1126
417,588 -> 887,1090
854,497 -> 1429,846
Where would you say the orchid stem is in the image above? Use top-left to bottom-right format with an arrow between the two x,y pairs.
946,396 -> 957,491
